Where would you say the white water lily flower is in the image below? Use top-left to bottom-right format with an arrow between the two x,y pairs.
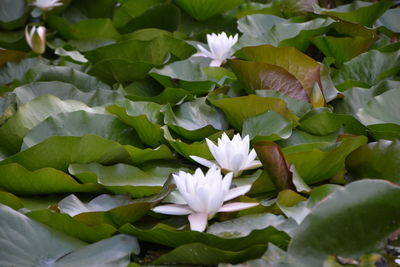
195,32 -> 238,67
190,133 -> 262,177
32,0 -> 63,11
25,26 -> 46,54
153,166 -> 258,232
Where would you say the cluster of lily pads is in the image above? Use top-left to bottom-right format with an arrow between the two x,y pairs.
0,0 -> 400,266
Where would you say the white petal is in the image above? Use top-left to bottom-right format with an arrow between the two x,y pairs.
246,149 -> 258,163
25,26 -> 32,47
228,153 -> 247,176
192,51 -> 208,58
188,212 -> 208,232
152,204 -> 192,215
37,26 -> 46,42
209,59 -> 223,67
196,44 -> 213,58
221,172 -> 233,192
218,202 -> 258,212
244,160 -> 263,170
224,185 -> 252,201
190,155 -> 215,168
207,139 -> 228,168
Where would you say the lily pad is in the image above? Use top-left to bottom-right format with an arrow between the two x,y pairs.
46,17 -> 120,41
242,110 -> 293,142
153,243 -> 266,265
161,125 -> 215,160
13,81 -> 124,106
0,135 -> 132,171
27,210 -> 117,243
120,213 -> 290,250
106,100 -> 164,147
333,49 -> 400,91
230,59 -> 308,102
0,204 -> 139,267
237,14 -> 335,51
0,163 -> 102,195
288,180 -> 400,266
283,136 -> 367,184
208,94 -> 298,131
346,140 -> 400,182
0,95 -> 98,155
21,111 -> 141,150
163,98 -> 228,141
356,89 -> 400,125
150,57 -> 235,91
69,162 -> 180,197
314,1 -> 392,27
236,45 -> 321,95
174,0 -> 244,21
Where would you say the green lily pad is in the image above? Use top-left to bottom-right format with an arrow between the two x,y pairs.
376,8 -> 400,33
86,35 -> 195,83
126,87 -> 196,104
0,204 -> 139,267
0,49 -> 26,67
314,1 -> 392,27
312,21 -> 378,66
346,140 -> 400,182
0,135 -> 132,171
242,111 -> 293,142
163,97 -> 228,141
106,100 -> 164,147
0,0 -> 27,30
0,163 -> 102,195
174,0 -> 244,21
69,162 -> 180,197
22,111 -> 141,150
237,15 -> 335,51
124,144 -> 174,164
46,17 -> 120,40
117,3 -> 181,33
150,57 -> 235,92
0,95 -> 102,155
120,213 -> 290,250
298,108 -> 366,136
13,81 -> 123,106
356,89 -> 400,125
255,90 -> 312,117
367,123 -> 400,141
288,180 -> 400,266
58,182 -> 173,227
332,80 -> 400,116
27,209 -> 117,243
283,136 -> 367,184
161,125 -> 215,160
0,190 -> 24,210
153,243 -> 267,265
333,49 -> 400,91
208,94 -> 298,131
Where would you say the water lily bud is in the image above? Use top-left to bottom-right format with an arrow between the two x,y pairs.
25,26 -> 46,55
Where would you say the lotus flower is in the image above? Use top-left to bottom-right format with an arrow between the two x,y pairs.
153,166 -> 258,232
25,26 -> 46,55
194,32 -> 238,67
190,133 -> 262,177
32,0 -> 63,11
